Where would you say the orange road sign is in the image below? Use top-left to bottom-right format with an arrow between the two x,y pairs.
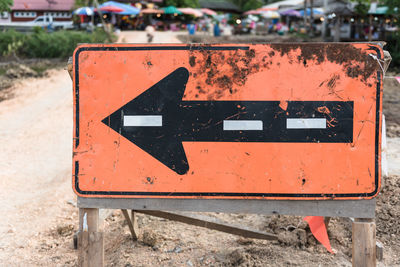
73,43 -> 383,199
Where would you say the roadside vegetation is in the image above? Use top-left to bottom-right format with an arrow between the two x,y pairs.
0,27 -> 113,94
0,27 -> 112,59
386,34 -> 400,70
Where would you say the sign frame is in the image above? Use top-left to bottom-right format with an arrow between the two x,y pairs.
73,43 -> 383,200
77,197 -> 376,218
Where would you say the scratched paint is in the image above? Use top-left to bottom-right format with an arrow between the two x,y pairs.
72,43 -> 383,200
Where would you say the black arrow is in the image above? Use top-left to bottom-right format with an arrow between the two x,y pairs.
102,67 -> 353,175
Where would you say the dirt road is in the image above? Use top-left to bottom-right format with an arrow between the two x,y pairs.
116,30 -> 182,43
0,69 -> 74,264
0,30 -> 182,265
0,31 -> 399,266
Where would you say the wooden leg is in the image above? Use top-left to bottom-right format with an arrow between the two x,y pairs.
121,209 -> 139,240
352,218 -> 376,267
78,208 -> 104,267
131,210 -> 139,239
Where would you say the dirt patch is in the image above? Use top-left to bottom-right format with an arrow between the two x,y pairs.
227,247 -> 276,266
4,64 -> 37,79
376,175 -> 400,246
177,33 -> 305,44
142,229 -> 160,247
55,224 -> 75,237
32,175 -> 399,266
189,55 -> 196,67
0,59 -> 65,101
383,74 -> 400,137
188,47 -> 263,100
269,43 -> 380,82
185,42 -> 382,101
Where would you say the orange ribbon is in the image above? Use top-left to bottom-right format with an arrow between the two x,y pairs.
304,216 -> 334,254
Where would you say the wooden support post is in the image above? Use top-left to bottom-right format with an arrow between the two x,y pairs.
121,209 -> 139,240
352,218 -> 376,267
78,208 -> 104,267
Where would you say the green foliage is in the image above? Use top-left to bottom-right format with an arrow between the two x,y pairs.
384,0 -> 400,20
0,28 -> 111,59
229,0 -> 263,11
386,33 -> 400,68
242,0 -> 263,11
353,0 -> 370,16
0,29 -> 25,56
383,0 -> 400,68
0,0 -> 13,12
74,0 -> 87,8
5,38 -> 23,57
74,0 -> 109,8
163,0 -> 199,8
23,28 -> 110,58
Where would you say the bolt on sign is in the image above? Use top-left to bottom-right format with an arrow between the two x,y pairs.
73,43 -> 383,200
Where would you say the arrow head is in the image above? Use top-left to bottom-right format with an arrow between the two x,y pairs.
102,67 -> 190,175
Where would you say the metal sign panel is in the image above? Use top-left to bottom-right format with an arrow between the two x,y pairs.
73,43 -> 382,199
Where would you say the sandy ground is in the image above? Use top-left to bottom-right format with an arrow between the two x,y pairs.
0,67 -> 74,264
0,31 -> 399,266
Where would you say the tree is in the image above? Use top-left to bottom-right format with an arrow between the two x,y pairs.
383,0 -> 400,67
243,0 -> 264,11
384,0 -> 400,22
229,0 -> 263,12
353,0 -> 370,16
0,0 -> 13,12
74,0 -> 109,8
163,0 -> 199,8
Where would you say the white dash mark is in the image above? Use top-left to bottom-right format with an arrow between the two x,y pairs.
123,115 -> 162,127
223,120 -> 263,131
286,118 -> 326,129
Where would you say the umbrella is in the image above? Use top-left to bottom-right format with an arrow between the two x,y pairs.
279,9 -> 301,17
99,1 -> 140,15
99,6 -> 124,13
261,10 -> 280,19
299,8 -> 323,16
200,8 -> 217,16
244,9 -> 262,15
257,7 -> 278,12
178,8 -> 203,17
73,7 -> 94,16
162,6 -> 182,15
141,8 -> 164,14
244,7 -> 278,15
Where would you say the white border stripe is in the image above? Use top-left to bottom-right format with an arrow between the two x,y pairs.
223,120 -> 263,131
286,118 -> 326,129
124,115 -> 162,127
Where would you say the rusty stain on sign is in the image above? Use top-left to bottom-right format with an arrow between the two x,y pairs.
72,43 -> 383,200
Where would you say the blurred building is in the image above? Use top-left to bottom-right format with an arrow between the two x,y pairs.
3,0 -> 74,22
